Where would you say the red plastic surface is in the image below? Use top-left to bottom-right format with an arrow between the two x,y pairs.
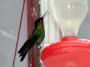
41,36 -> 90,67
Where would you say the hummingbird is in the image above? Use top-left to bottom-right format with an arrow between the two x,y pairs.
18,11 -> 49,61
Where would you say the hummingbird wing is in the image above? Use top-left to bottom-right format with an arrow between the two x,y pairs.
18,29 -> 42,61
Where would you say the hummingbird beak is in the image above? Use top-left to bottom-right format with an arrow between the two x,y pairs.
43,10 -> 50,18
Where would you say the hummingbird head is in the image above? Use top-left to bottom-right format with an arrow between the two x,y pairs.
35,10 -> 50,28
35,17 -> 44,23
35,10 -> 50,23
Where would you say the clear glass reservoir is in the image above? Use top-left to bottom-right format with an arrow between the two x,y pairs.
51,0 -> 88,37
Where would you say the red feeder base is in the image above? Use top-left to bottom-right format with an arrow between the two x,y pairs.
41,36 -> 90,67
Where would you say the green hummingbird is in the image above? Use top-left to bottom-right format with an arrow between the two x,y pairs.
18,11 -> 49,61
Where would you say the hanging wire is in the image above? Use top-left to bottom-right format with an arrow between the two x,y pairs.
12,0 -> 26,67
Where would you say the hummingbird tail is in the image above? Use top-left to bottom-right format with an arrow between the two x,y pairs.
18,36 -> 37,61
